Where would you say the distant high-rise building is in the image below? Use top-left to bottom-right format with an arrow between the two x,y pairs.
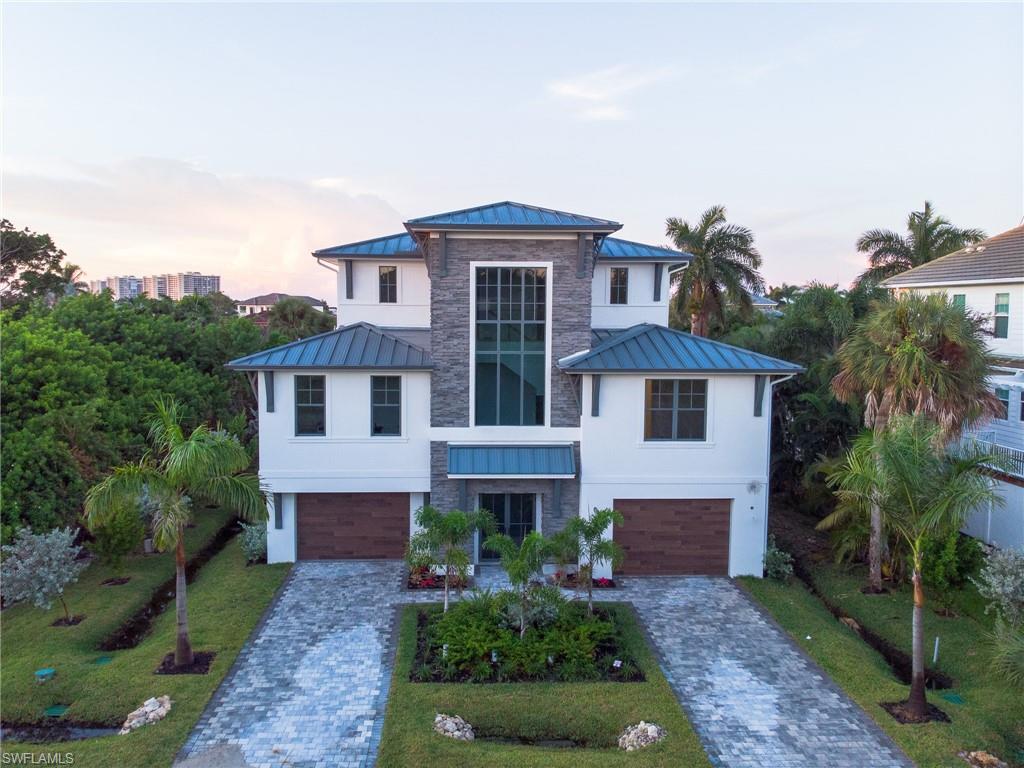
143,272 -> 220,300
93,275 -> 143,300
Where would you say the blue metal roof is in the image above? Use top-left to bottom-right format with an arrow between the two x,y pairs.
598,237 -> 691,262
406,201 -> 621,230
448,444 -> 577,477
314,232 -> 419,258
226,322 -> 432,370
560,323 -> 803,375
749,292 -> 778,307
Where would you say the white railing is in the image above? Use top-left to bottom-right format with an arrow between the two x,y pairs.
962,432 -> 1024,479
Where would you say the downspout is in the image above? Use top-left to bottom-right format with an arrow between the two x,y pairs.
315,257 -> 340,326
763,373 -> 797,561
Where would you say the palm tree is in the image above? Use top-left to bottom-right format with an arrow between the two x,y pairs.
484,531 -> 549,638
827,416 -> 1000,719
666,206 -> 764,337
829,292 -> 1000,593
406,505 -> 492,612
59,263 -> 89,296
566,508 -> 625,615
856,202 -> 984,285
85,398 -> 265,667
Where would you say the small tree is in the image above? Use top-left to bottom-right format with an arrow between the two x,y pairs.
407,506 -> 492,612
1,527 -> 88,624
567,508 -> 624,615
484,531 -> 549,638
828,416 -> 1000,719
546,527 -> 580,588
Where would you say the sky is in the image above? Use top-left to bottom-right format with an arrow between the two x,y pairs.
3,2 -> 1022,301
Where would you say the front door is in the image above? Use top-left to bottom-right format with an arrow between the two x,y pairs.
479,493 -> 536,560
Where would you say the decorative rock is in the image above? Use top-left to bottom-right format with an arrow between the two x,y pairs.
959,751 -> 1008,768
434,713 -> 474,742
119,695 -> 172,735
618,721 -> 666,751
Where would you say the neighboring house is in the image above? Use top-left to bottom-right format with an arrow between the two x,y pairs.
228,201 -> 803,577
881,224 -> 1024,360
237,293 -> 331,316
884,225 -> 1024,550
749,292 -> 779,312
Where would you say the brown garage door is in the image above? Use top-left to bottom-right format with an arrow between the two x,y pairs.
613,498 -> 731,575
297,493 -> 409,560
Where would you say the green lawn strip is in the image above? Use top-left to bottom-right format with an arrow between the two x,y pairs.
808,564 -> 1024,766
1,536 -> 290,768
739,574 -> 1023,768
378,602 -> 711,768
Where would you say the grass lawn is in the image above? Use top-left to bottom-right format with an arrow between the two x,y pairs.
378,602 -> 711,768
1,510 -> 290,768
740,565 -> 1024,768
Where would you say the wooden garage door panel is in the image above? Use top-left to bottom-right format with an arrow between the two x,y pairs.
297,493 -> 408,560
614,498 -> 731,575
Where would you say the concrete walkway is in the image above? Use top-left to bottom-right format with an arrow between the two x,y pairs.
176,561 -> 911,768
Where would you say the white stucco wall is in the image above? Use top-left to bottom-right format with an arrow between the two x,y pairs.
899,283 -> 1024,359
578,372 -> 772,577
258,369 -> 431,493
963,478 -> 1024,551
591,263 -> 670,329
334,260 -> 430,328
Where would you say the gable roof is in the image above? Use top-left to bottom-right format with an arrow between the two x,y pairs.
749,293 -> 778,307
405,201 -> 621,231
226,322 -> 432,370
598,237 -> 691,263
560,323 -> 803,374
882,225 -> 1024,287
314,232 -> 420,258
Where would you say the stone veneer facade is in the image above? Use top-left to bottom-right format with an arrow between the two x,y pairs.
426,235 -> 592,540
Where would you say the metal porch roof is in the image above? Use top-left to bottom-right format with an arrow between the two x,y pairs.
598,237 -> 691,262
226,322 -> 432,370
560,323 -> 803,375
447,444 -> 577,477
314,232 -> 420,259
406,201 -> 621,231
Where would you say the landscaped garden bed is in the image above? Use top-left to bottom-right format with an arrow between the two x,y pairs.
410,594 -> 643,683
407,565 -> 470,590
378,603 -> 711,768
0,508 -> 290,768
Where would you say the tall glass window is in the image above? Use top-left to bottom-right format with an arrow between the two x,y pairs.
610,267 -> 628,305
474,266 -> 547,426
295,375 -> 326,436
994,293 -> 1009,339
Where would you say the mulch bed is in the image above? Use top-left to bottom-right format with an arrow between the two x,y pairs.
548,573 -> 616,589
155,651 -> 216,675
881,700 -> 950,724
101,577 -> 131,587
51,615 -> 86,627
406,567 -> 469,590
245,555 -> 268,567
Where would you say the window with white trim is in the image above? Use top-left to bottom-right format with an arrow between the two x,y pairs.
995,293 -> 1009,339
610,267 -> 628,305
644,379 -> 707,441
295,375 -> 326,436
996,388 -> 1010,420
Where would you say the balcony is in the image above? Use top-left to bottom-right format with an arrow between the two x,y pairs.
963,433 -> 1024,479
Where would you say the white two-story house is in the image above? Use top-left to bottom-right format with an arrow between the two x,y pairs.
228,202 -> 803,576
884,224 -> 1024,550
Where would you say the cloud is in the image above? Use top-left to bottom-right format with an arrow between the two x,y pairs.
546,64 -> 674,121
3,158 -> 404,301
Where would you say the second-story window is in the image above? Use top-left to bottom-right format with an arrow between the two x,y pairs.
371,376 -> 401,435
295,375 -> 326,436
475,266 -> 546,426
644,379 -> 707,441
951,294 -> 966,311
610,267 -> 628,305
996,388 -> 1010,420
379,266 -> 398,304
995,293 -> 1009,339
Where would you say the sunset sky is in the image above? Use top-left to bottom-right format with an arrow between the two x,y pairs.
4,2 -> 1021,301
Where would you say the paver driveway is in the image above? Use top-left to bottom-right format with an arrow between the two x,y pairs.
176,561 -> 911,768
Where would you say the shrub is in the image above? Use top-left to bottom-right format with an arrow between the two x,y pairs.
239,521 -> 267,563
921,530 -> 984,613
973,548 -> 1024,629
987,618 -> 1024,690
0,527 -> 88,623
90,502 -> 145,572
496,584 -> 564,632
763,535 -> 794,581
